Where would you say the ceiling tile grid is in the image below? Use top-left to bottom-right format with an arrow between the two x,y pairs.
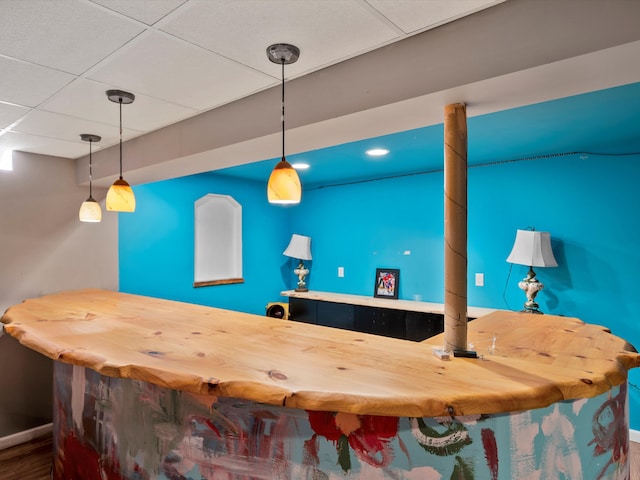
0,103 -> 30,131
0,56 -> 75,108
0,0 -> 145,75
0,131 -> 91,159
13,109 -> 124,147
365,0 -> 506,34
0,0 -> 507,160
40,78 -> 196,134
90,0 -> 189,25
158,0 -> 403,77
86,30 -> 275,111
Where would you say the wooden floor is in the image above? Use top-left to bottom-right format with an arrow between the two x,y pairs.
0,434 -> 638,479
0,434 -> 52,480
631,441 -> 640,477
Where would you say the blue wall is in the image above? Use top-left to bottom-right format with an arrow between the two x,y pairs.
292,152 -> 640,334
119,153 -> 640,430
119,172 -> 293,314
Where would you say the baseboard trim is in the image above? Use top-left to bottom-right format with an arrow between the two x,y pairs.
0,423 -> 53,451
631,428 -> 640,444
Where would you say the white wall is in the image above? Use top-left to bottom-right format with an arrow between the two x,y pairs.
0,150 -> 118,439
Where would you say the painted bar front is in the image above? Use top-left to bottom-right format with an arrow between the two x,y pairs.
53,362 -> 630,480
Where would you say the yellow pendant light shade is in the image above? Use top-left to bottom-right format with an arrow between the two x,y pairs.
79,133 -> 102,223
79,198 -> 103,222
105,89 -> 136,212
267,43 -> 302,205
267,159 -> 301,204
106,178 -> 136,212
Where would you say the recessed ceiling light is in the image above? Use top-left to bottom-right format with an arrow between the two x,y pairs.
292,162 -> 310,170
366,148 -> 389,157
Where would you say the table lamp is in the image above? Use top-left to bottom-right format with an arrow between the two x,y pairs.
283,234 -> 312,292
506,229 -> 558,314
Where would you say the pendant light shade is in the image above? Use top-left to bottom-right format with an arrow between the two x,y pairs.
79,134 -> 102,223
105,89 -> 136,212
266,43 -> 301,205
79,198 -> 102,222
268,159 -> 301,204
106,178 -> 135,212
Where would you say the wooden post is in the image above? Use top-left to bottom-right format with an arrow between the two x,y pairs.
443,103 -> 468,354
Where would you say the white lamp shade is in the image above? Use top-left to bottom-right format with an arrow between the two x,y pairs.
506,229 -> 558,267
283,234 -> 312,260
79,198 -> 102,222
106,178 -> 136,212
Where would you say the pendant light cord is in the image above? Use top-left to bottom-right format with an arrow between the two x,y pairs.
119,97 -> 123,180
281,59 -> 285,161
88,140 -> 93,198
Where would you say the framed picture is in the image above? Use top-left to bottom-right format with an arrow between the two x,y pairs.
374,268 -> 400,299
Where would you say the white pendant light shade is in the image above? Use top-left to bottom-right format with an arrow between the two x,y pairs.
106,178 -> 136,212
79,198 -> 102,222
105,89 -> 136,212
267,159 -> 301,204
79,133 -> 102,223
267,43 -> 302,205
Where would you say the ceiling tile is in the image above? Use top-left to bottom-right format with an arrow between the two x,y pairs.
159,0 -> 401,78
87,31 -> 274,110
0,0 -> 145,75
365,0 -> 506,34
90,0 -> 188,25
0,103 -> 31,130
12,110 -> 127,148
0,56 -> 75,108
0,131 -> 88,159
41,78 -> 197,133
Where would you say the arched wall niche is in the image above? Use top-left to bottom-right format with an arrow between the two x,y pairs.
194,194 -> 243,287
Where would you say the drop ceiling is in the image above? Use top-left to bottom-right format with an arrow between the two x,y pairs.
1,0 -> 640,189
0,0 -> 504,158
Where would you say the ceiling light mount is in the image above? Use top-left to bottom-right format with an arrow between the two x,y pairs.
106,90 -> 135,104
80,133 -> 101,143
266,43 -> 300,65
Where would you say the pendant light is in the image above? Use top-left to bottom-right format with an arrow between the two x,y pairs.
266,43 -> 301,205
105,89 -> 136,212
78,134 -> 102,223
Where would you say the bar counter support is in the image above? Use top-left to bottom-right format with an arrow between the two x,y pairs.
53,362 -> 631,479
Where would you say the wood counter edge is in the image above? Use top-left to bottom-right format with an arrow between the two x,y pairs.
2,289 -> 640,418
4,321 -> 613,418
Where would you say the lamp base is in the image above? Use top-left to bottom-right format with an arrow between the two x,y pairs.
294,261 -> 309,293
518,267 -> 545,314
521,305 -> 544,315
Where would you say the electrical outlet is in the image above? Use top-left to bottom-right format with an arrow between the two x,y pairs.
475,273 -> 484,287
338,267 -> 344,278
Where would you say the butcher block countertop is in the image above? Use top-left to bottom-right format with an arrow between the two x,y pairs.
2,289 -> 639,418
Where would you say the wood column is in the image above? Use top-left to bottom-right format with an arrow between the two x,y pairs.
443,103 -> 468,353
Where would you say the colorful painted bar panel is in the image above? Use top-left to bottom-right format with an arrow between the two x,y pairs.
52,362 -> 630,480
